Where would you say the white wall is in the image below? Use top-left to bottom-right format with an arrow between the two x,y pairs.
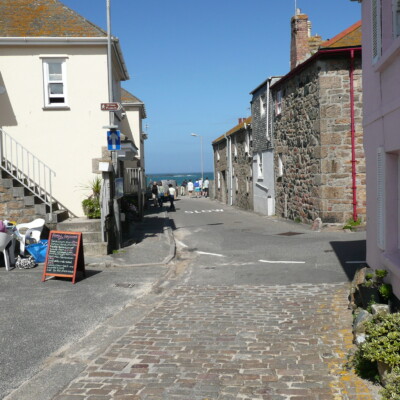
0,45 -> 111,216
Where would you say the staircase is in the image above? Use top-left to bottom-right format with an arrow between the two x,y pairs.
57,218 -> 108,256
0,128 -> 75,225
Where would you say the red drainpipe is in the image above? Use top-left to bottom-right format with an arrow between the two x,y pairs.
350,49 -> 358,222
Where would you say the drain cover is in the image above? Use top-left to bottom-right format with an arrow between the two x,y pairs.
277,232 -> 304,236
114,283 -> 136,288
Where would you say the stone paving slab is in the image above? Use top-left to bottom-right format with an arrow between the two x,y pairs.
53,283 -> 377,400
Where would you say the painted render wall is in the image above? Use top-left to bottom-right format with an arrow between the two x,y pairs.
360,0 -> 400,298
251,83 -> 275,216
0,45 -> 112,216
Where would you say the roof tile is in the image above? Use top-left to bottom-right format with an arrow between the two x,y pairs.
0,0 -> 106,37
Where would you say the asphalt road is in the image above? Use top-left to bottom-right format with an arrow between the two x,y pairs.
170,196 -> 366,286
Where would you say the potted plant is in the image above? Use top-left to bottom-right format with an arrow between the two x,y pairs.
358,272 -> 380,309
81,177 -> 101,219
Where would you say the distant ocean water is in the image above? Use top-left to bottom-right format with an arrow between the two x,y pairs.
146,172 -> 214,186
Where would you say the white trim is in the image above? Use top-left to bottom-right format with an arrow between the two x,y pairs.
377,147 -> 385,250
42,58 -> 68,108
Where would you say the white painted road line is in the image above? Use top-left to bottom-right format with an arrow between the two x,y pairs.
175,240 -> 188,248
259,259 -> 306,264
196,251 -> 226,257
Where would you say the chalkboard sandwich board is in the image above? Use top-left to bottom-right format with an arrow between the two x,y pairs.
42,231 -> 86,284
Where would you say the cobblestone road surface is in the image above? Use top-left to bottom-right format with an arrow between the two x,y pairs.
54,283 -> 376,400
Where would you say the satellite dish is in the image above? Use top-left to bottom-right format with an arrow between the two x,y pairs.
0,86 -> 6,95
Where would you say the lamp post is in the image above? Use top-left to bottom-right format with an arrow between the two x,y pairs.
191,133 -> 204,187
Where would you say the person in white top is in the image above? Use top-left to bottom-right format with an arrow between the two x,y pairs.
203,178 -> 209,197
168,184 -> 176,211
187,180 -> 194,197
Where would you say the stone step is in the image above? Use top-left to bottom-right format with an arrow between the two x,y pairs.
57,217 -> 101,233
45,209 -> 70,224
82,231 -> 103,243
83,242 -> 108,257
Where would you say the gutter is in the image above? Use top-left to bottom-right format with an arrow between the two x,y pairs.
0,36 -> 129,80
350,49 -> 358,222
270,47 -> 362,90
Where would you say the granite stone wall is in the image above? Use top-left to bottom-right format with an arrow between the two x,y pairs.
273,56 -> 365,224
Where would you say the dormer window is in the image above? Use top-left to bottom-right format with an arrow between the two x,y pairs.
42,58 -> 68,108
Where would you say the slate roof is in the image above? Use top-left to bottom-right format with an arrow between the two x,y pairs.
0,0 -> 107,37
121,88 -> 143,104
212,117 -> 252,145
320,20 -> 362,49
121,88 -> 147,119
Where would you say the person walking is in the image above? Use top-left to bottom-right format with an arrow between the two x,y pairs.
157,182 -> 165,207
203,177 -> 209,197
187,180 -> 194,198
168,184 -> 176,211
151,182 -> 158,207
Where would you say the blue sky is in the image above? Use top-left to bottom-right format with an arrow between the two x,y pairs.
61,0 -> 361,174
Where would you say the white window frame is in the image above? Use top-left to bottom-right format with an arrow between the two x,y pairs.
245,132 -> 249,154
275,90 -> 282,115
217,171 -> 221,189
393,0 -> 400,38
217,144 -> 220,161
257,152 -> 263,179
233,136 -> 237,158
278,153 -> 284,177
42,57 -> 68,108
372,0 -> 382,63
260,96 -> 265,116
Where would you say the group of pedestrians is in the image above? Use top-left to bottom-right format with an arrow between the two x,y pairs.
185,177 -> 209,198
151,182 -> 176,211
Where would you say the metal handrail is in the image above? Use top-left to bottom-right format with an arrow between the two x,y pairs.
0,128 -> 76,220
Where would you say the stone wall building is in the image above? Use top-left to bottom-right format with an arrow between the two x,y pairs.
271,13 -> 365,224
250,77 -> 281,216
212,118 -> 253,210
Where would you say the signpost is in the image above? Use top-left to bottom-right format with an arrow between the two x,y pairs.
42,231 -> 85,284
107,130 -> 121,150
101,102 -> 122,111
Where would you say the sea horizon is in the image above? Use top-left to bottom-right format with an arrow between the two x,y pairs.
146,172 -> 214,186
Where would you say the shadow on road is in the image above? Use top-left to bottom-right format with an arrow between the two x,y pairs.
330,239 -> 367,281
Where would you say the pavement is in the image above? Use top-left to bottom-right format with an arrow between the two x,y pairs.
84,206 -> 176,268
1,205 -> 176,400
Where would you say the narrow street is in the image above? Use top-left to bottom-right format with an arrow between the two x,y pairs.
42,196 -> 377,400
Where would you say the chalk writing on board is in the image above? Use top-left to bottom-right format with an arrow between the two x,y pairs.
42,231 -> 85,283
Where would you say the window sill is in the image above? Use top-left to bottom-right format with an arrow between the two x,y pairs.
43,106 -> 70,111
374,35 -> 400,73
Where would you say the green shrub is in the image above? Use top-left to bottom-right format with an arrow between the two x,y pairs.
379,284 -> 393,301
82,197 -> 101,219
380,367 -> 400,400
361,313 -> 400,368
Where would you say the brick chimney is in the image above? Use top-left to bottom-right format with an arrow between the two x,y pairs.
290,9 -> 310,70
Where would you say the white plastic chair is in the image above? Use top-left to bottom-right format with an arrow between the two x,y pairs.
15,218 -> 45,255
0,232 -> 12,271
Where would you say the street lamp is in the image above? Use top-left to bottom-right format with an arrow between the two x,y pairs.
191,133 -> 204,187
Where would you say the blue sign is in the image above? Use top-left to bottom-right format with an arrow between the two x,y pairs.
107,130 -> 121,150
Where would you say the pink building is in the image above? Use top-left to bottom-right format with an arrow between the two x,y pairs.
354,0 -> 400,297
